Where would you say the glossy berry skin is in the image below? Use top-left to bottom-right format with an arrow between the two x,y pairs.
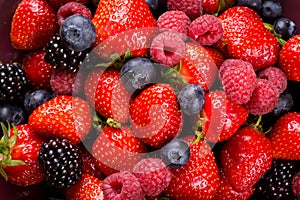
279,34 -> 300,81
0,104 -> 26,126
220,127 -> 273,193
177,84 -> 205,116
272,91 -> 294,117
28,95 -> 92,144
237,0 -> 262,13
145,0 -> 160,17
268,112 -> 300,160
273,18 -> 297,40
262,0 -> 282,20
24,90 -> 54,114
60,15 -> 96,52
120,57 -> 157,93
160,138 -> 190,168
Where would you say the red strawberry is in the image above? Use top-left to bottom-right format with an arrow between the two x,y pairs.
65,173 -> 105,200
212,168 -> 254,200
10,0 -> 58,50
0,123 -> 44,186
84,67 -> 130,124
92,0 -> 157,57
267,112 -> 300,160
92,126 -> 147,176
28,95 -> 92,144
220,126 -> 273,193
278,34 -> 300,81
215,6 -> 280,71
164,137 -> 220,200
130,83 -> 183,148
202,0 -> 236,14
179,42 -> 218,91
203,46 -> 224,68
22,50 -> 54,90
201,90 -> 249,143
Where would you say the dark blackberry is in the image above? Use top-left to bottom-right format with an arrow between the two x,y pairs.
38,138 -> 83,189
253,159 -> 299,200
44,34 -> 89,72
0,63 -> 28,103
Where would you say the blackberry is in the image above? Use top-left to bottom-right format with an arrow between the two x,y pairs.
44,34 -> 89,72
0,63 -> 28,103
253,159 -> 299,199
38,138 -> 83,189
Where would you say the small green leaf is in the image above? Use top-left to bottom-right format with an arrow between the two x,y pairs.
0,166 -> 8,181
8,125 -> 18,148
0,122 -> 9,145
4,159 -> 26,167
0,145 -> 9,156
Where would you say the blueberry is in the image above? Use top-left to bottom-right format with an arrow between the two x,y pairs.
24,90 -> 54,114
262,0 -> 282,19
177,84 -> 205,116
237,0 -> 262,14
145,0 -> 160,17
0,104 -> 26,126
273,18 -> 297,40
272,91 -> 294,117
120,57 -> 157,93
160,139 -> 190,168
60,14 -> 96,51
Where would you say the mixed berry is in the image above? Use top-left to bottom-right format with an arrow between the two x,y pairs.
0,0 -> 300,199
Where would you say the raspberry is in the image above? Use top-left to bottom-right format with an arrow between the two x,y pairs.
257,66 -> 287,94
150,31 -> 185,66
188,14 -> 223,46
157,11 -> 191,40
102,171 -> 145,200
219,59 -> 256,105
244,79 -> 279,115
167,0 -> 202,20
133,158 -> 172,197
57,2 -> 92,26
50,70 -> 83,95
292,172 -> 300,198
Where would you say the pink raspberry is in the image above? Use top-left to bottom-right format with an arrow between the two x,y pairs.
157,11 -> 191,40
188,14 -> 223,46
167,0 -> 202,20
102,171 -> 145,200
257,66 -> 287,94
292,172 -> 300,198
50,70 -> 83,95
57,2 -> 92,26
150,31 -> 185,66
219,59 -> 256,105
133,158 -> 172,197
244,79 -> 279,115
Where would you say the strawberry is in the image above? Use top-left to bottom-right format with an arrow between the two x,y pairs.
0,123 -> 44,186
92,0 -> 157,57
65,173 -> 105,200
278,34 -> 300,81
202,0 -> 236,14
267,112 -> 300,160
129,83 -> 183,148
178,42 -> 218,91
203,46 -> 224,68
215,6 -> 280,71
201,90 -> 249,143
84,67 -> 131,124
92,126 -> 147,176
164,136 -> 220,200
22,50 -> 55,90
10,0 -> 58,50
220,126 -> 273,193
212,168 -> 254,200
28,95 -> 92,144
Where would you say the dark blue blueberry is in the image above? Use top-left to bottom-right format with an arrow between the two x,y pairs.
237,0 -> 262,13
177,84 -> 205,116
24,90 -> 54,114
60,14 -> 96,51
273,18 -> 297,40
120,57 -> 157,93
262,0 -> 282,19
272,91 -> 294,117
145,0 -> 160,17
0,104 -> 26,125
160,139 -> 190,168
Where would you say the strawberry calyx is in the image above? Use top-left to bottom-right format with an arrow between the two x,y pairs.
106,118 -> 121,129
247,115 -> 271,134
0,122 -> 25,181
216,0 -> 236,16
94,50 -> 133,69
264,23 -> 287,46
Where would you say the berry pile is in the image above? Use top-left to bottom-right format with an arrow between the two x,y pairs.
0,0 -> 300,199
